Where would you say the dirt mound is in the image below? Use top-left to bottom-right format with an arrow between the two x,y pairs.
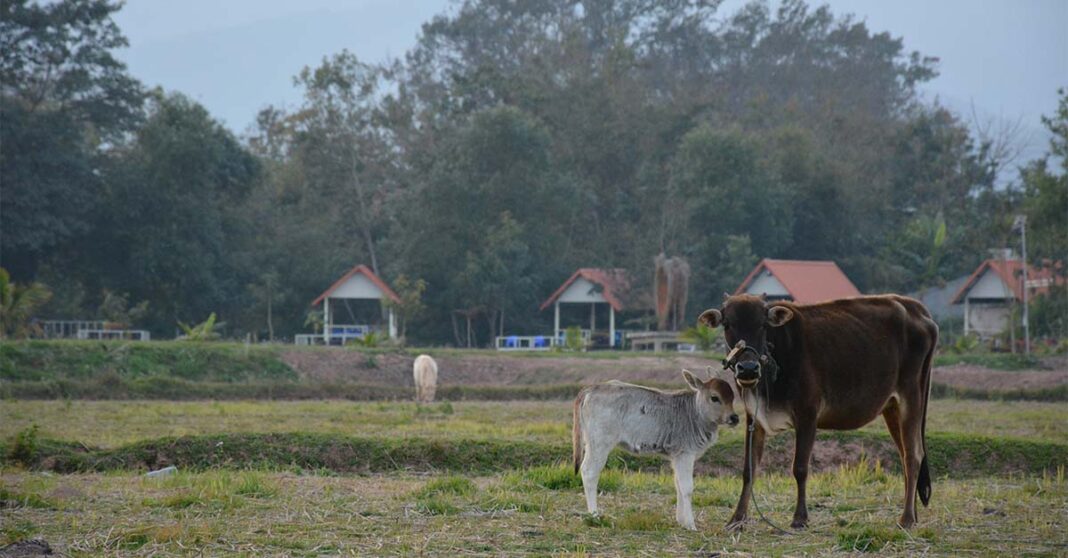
933,364 -> 1067,392
282,350 -> 720,387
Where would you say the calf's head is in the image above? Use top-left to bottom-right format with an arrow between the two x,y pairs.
697,294 -> 795,389
682,369 -> 739,427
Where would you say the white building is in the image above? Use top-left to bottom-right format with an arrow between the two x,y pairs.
300,265 -> 400,345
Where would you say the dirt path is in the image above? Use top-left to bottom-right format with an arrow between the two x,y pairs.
282,349 -> 1068,392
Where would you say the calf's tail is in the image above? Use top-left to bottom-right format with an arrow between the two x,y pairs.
917,321 -> 937,507
572,391 -> 584,475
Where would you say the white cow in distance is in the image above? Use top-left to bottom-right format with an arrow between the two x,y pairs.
572,369 -> 739,530
413,354 -> 438,403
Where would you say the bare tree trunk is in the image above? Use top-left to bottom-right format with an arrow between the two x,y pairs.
267,292 -> 274,342
349,148 -> 380,275
451,312 -> 463,347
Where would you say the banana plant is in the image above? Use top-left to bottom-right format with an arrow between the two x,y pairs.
177,312 -> 222,341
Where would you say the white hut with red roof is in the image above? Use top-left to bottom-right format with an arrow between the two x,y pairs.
540,268 -> 630,348
301,265 -> 400,345
951,257 -> 1060,339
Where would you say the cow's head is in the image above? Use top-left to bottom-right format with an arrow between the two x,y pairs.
683,368 -> 739,427
697,294 -> 794,389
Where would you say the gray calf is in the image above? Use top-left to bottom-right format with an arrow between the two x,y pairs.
572,370 -> 738,529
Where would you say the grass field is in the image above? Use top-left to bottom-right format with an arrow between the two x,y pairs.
2,464 -> 1065,555
2,399 -> 1067,448
3,342 -> 1067,555
3,399 -> 1067,555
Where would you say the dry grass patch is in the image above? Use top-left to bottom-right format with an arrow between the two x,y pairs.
6,461 -> 1062,556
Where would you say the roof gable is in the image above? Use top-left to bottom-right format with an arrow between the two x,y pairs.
311,265 -> 401,306
951,259 -> 1061,304
736,259 -> 860,304
540,268 -> 630,311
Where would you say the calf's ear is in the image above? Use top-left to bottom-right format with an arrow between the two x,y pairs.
682,369 -> 702,391
767,305 -> 795,327
697,308 -> 723,328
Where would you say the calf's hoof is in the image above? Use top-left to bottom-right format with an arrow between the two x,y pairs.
790,517 -> 808,529
679,521 -> 697,531
897,514 -> 916,529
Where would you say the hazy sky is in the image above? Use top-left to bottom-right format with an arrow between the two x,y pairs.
113,0 -> 1066,161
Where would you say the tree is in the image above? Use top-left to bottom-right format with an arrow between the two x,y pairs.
385,275 -> 427,341
93,92 -> 259,334
0,268 -> 52,339
1019,89 -> 1068,265
289,51 -> 399,276
0,0 -> 143,278
97,289 -> 148,329
246,272 -> 282,342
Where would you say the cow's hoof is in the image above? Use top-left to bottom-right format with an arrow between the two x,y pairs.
790,517 -> 808,529
897,515 -> 916,529
725,519 -> 746,533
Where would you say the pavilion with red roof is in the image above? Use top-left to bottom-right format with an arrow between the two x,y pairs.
300,264 -> 400,345
951,257 -> 1060,339
540,268 -> 630,348
735,259 -> 861,303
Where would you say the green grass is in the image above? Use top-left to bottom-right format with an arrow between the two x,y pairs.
836,526 -> 908,552
2,399 -> 1064,448
1,467 -> 1064,555
933,352 -> 1043,371
1,429 -> 1064,479
0,340 -> 295,382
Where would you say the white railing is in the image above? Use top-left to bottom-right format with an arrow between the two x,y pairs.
294,324 -> 384,345
495,329 -> 598,351
40,320 -> 106,339
495,335 -> 557,351
76,329 -> 151,341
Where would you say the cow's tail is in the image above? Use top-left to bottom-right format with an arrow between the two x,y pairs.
917,320 -> 937,507
572,390 -> 585,475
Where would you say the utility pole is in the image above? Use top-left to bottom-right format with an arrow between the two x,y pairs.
1013,215 -> 1031,357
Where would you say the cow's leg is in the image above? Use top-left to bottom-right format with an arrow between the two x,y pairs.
580,439 -> 612,515
882,399 -> 906,464
727,417 -> 766,531
671,453 -> 697,530
791,418 -> 817,529
897,396 -> 925,528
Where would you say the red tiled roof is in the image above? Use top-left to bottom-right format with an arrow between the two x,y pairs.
311,265 -> 401,306
950,259 -> 1060,304
540,268 -> 630,312
735,259 -> 860,304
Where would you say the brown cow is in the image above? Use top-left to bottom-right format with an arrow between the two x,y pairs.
698,294 -> 937,530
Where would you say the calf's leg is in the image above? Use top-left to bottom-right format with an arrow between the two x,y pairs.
670,453 -> 698,530
791,418 -> 817,529
727,417 -> 766,531
580,438 -> 612,515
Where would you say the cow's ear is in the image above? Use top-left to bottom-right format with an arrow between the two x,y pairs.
682,369 -> 702,391
767,305 -> 795,327
698,308 -> 723,328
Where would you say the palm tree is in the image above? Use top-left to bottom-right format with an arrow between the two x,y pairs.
0,268 -> 52,339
